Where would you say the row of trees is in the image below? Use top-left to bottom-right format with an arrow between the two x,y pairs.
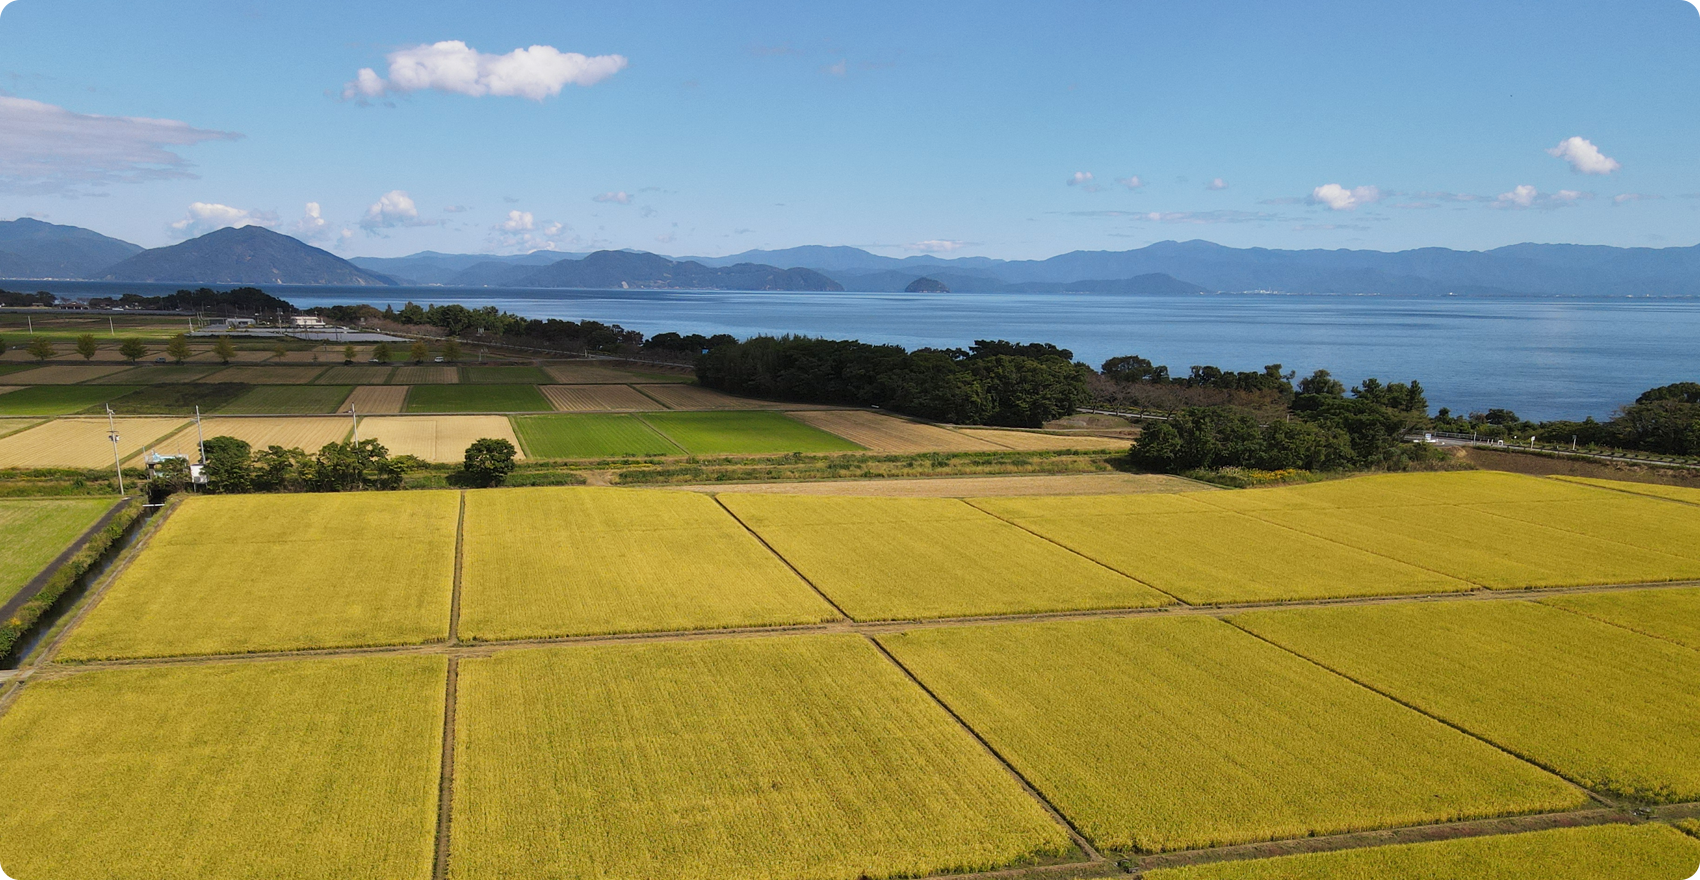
1434,382 -> 1700,457
321,302 -> 647,355
158,436 -> 518,496
697,337 -> 1092,427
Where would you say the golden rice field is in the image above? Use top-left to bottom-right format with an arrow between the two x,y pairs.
357,415 -> 523,462
450,636 -> 1072,880
970,494 -> 1470,604
1461,495 -> 1700,563
719,494 -> 1172,619
1233,601 -> 1700,802
0,416 -> 40,437
458,487 -> 838,639
1193,470 -> 1601,512
60,492 -> 459,659
1555,475 -> 1700,505
1541,586 -> 1700,650
391,365 -> 459,384
786,409 -> 1009,452
957,427 -> 1131,451
6,363 -> 131,384
0,416 -> 186,468
1213,499 -> 1700,588
340,385 -> 409,413
879,616 -> 1583,853
690,472 -> 1208,497
537,383 -> 659,411
1678,818 -> 1700,838
634,383 -> 766,409
0,656 -> 444,880
1143,824 -> 1700,880
150,416 -> 353,457
202,365 -> 328,384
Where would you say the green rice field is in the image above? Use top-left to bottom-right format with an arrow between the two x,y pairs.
219,384 -> 355,414
0,497 -> 116,603
461,365 -> 551,384
512,413 -> 682,458
403,383 -> 552,413
641,410 -> 864,454
0,385 -> 138,416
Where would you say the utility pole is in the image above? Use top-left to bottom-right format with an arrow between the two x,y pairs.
109,315 -> 116,337
106,405 -> 125,496
351,409 -> 359,444
194,406 -> 206,464
26,315 -> 32,335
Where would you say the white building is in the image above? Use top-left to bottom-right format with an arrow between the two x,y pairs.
290,315 -> 328,328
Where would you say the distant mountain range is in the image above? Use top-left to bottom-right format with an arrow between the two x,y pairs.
4,216 -> 1700,296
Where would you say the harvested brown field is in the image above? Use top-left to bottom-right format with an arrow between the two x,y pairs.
357,415 -> 523,462
271,349 -> 339,364
391,365 -> 458,384
632,383 -> 768,409
0,386 -> 19,397
316,365 -> 396,384
679,472 -> 1213,497
787,410 -> 1008,452
151,417 -> 353,457
540,384 -> 661,412
543,363 -> 688,384
201,366 -> 328,384
186,348 -> 274,363
958,428 -> 1131,451
97,366 -> 218,385
339,386 -> 408,414
6,364 -> 131,384
0,417 -> 186,467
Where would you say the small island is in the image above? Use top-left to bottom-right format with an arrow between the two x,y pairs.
904,276 -> 949,293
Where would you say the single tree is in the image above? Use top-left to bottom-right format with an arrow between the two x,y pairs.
409,339 -> 430,363
26,336 -> 55,362
167,333 -> 192,364
462,437 -> 517,488
76,333 -> 99,361
201,435 -> 254,493
148,456 -> 193,499
119,338 -> 148,363
372,342 -> 393,363
441,337 -> 462,362
272,340 -> 289,360
342,343 -> 357,364
213,336 -> 237,364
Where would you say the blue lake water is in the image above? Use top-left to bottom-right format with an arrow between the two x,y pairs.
14,280 -> 1699,421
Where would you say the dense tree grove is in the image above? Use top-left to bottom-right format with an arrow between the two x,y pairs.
0,288 -> 56,307
697,337 -> 1092,427
198,437 -> 424,493
87,287 -> 293,313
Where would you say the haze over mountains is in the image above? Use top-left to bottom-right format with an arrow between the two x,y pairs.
3,217 -> 1700,297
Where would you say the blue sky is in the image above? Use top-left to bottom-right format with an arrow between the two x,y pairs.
2,0 -> 1699,259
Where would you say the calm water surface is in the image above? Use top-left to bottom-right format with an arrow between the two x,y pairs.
19,280 -> 1700,421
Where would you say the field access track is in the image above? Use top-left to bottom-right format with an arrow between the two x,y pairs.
5,471 -> 1700,880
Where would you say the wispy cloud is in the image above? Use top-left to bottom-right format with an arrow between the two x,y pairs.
1612,193 -> 1661,205
1069,209 -> 1278,224
1547,136 -> 1620,175
1116,176 -> 1144,190
904,239 -> 971,253
0,96 -> 241,196
1492,185 -> 1591,209
344,41 -> 627,102
593,191 -> 632,204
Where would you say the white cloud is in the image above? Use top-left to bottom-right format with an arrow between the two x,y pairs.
0,96 -> 241,196
904,240 -> 969,253
1496,184 -> 1539,208
1308,184 -> 1382,211
360,190 -> 438,231
1547,136 -> 1620,175
344,41 -> 628,102
1067,171 -> 1094,186
1116,176 -> 1144,190
490,211 -> 573,252
169,202 -> 278,239
291,202 -> 339,244
1206,178 -> 1228,190
593,191 -> 632,204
